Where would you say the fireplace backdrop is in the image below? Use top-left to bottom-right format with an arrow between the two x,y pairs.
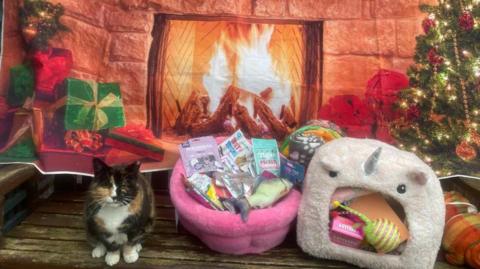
1,0 -> 435,138
147,15 -> 321,140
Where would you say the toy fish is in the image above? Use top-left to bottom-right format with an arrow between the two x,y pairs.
224,178 -> 293,222
332,200 -> 401,253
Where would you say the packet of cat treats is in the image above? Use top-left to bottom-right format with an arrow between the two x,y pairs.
252,138 -> 281,176
280,155 -> 305,185
186,173 -> 224,210
179,136 -> 220,177
218,130 -> 253,174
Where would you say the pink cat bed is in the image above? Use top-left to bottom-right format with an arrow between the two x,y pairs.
170,159 -> 301,255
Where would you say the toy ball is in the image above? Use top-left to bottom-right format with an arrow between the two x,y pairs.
281,120 -> 343,166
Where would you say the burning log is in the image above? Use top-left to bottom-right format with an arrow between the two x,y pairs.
260,87 -> 273,102
174,91 -> 210,135
280,105 -> 297,128
233,104 -> 263,138
190,86 -> 240,136
254,97 -> 288,140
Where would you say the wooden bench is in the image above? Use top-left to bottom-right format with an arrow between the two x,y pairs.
0,164 -> 41,235
0,170 -> 464,269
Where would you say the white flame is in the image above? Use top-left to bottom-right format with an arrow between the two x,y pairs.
235,25 -> 291,117
202,25 -> 291,117
202,39 -> 232,112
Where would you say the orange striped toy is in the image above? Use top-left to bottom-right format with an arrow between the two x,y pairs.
442,191 -> 480,269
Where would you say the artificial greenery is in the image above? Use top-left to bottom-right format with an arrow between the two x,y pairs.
391,0 -> 480,176
19,0 -> 68,50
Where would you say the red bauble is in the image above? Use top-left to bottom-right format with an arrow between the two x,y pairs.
456,141 -> 477,161
422,18 -> 436,34
428,48 -> 443,66
459,11 -> 474,31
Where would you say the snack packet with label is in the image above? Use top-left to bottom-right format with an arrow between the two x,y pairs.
179,136 -> 220,177
252,138 -> 281,176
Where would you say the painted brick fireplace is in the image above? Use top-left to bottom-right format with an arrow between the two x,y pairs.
1,0 -> 437,129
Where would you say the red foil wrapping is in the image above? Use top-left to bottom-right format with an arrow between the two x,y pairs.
32,47 -> 73,100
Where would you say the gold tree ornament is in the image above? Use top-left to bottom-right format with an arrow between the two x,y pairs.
21,24 -> 38,43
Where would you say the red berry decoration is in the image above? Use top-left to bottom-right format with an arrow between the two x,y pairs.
459,11 -> 474,31
422,18 -> 436,33
428,48 -> 443,66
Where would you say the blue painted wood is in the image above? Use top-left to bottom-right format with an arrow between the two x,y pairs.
2,209 -> 28,234
3,190 -> 27,214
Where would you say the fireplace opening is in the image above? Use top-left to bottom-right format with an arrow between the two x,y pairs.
147,15 -> 322,142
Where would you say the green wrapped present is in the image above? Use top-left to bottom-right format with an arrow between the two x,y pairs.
7,64 -> 34,107
64,78 -> 125,131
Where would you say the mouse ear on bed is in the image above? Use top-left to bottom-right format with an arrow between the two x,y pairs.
407,169 -> 428,185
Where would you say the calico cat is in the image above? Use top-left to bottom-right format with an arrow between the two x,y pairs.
85,158 -> 155,266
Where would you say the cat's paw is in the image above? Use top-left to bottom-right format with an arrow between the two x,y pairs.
123,250 -> 139,263
134,243 -> 142,252
105,251 -> 120,266
92,245 -> 106,258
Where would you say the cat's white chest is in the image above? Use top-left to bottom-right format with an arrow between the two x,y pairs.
97,204 -> 130,234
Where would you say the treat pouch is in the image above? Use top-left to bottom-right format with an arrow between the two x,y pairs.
179,136 -> 220,177
252,138 -> 281,176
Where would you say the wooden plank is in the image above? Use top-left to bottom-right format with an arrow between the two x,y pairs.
0,237 -> 353,268
35,202 -> 175,220
21,213 -> 178,232
49,192 -> 173,207
0,249 -> 309,269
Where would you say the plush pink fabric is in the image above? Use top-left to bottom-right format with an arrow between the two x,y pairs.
170,159 -> 302,255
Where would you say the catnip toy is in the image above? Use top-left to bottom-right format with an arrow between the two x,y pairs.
332,200 -> 401,253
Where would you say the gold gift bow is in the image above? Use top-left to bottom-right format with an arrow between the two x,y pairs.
67,80 -> 122,130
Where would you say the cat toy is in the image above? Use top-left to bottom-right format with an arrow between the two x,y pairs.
332,200 -> 402,253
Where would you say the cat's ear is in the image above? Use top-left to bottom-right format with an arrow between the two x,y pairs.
92,158 -> 110,176
125,161 -> 141,175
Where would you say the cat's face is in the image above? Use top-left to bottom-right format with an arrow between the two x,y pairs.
90,158 -> 141,207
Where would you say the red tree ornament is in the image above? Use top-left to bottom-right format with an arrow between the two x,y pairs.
428,48 -> 444,66
459,11 -> 474,31
456,140 -> 477,161
422,18 -> 436,33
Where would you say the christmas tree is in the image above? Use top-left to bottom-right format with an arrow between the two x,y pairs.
391,0 -> 480,177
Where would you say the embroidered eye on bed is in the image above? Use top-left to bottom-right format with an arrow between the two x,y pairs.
328,171 -> 338,178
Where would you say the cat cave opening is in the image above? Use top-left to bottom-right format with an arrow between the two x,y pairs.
146,15 -> 323,142
329,187 -> 409,255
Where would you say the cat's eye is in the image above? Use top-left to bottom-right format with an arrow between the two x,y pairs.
397,184 -> 406,194
328,171 -> 338,178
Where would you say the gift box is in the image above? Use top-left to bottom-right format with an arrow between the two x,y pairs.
7,64 -> 34,107
105,125 -> 164,161
32,48 -> 73,101
64,78 -> 125,131
329,215 -> 364,249
38,147 -> 107,174
32,101 -> 67,149
0,109 -> 37,162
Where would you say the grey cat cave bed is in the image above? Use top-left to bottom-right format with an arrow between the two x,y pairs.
297,138 -> 445,269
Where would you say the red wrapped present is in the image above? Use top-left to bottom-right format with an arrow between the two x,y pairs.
65,130 -> 103,153
365,69 -> 409,121
104,148 -> 144,166
32,100 -> 66,149
105,124 -> 164,161
0,99 -> 14,146
38,147 -> 107,175
32,47 -> 73,101
318,95 -> 375,138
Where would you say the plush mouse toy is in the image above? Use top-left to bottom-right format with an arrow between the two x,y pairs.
297,138 -> 445,269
